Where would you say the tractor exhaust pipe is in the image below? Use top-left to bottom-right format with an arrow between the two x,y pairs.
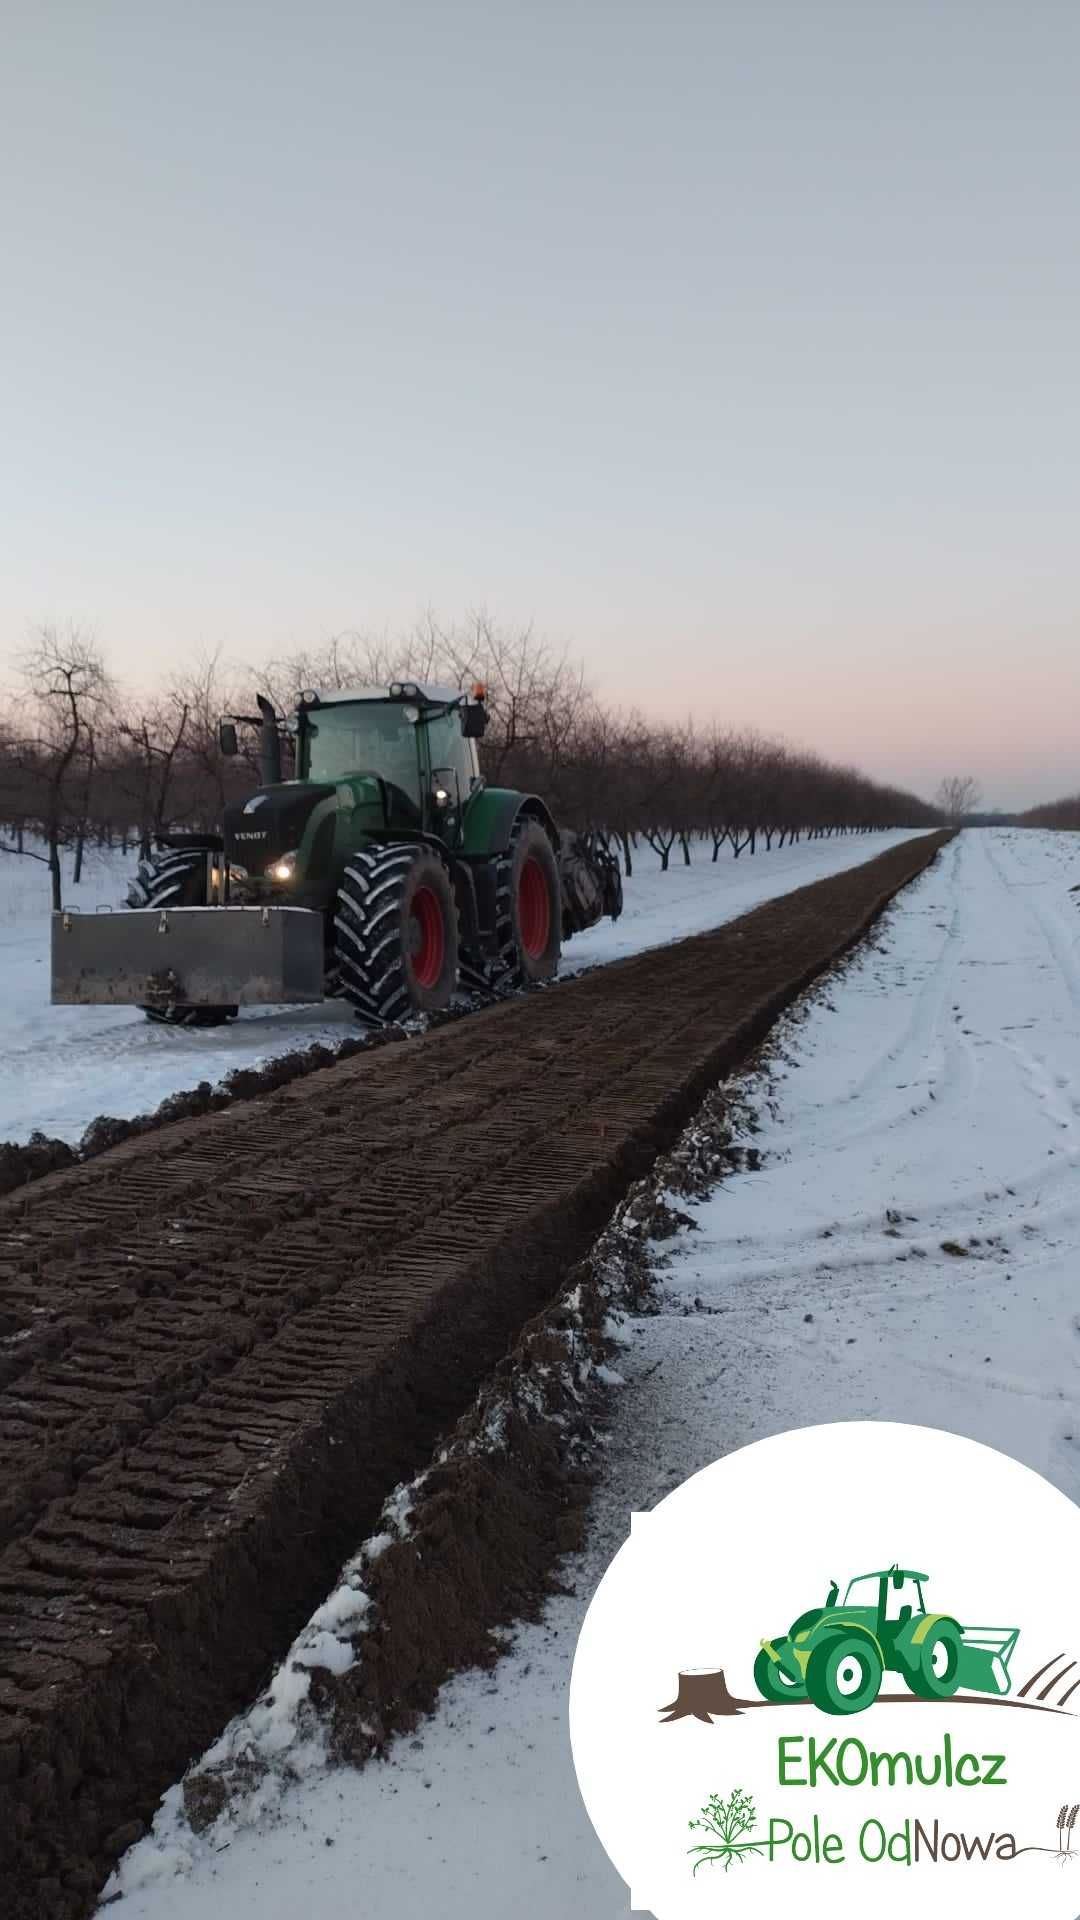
256,694 -> 282,786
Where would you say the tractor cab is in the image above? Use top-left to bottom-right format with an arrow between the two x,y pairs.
219,682 -> 488,854
840,1567 -> 928,1636
292,683 -> 488,839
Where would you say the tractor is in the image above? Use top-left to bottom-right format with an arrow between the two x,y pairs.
755,1567 -> 1018,1716
51,681 -> 623,1026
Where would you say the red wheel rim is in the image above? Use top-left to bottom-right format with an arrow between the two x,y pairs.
518,856 -> 551,959
409,885 -> 445,988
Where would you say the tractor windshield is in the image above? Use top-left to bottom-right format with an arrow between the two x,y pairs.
302,701 -> 421,806
843,1575 -> 881,1608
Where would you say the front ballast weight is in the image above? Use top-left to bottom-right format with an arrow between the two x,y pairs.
51,902 -> 326,1015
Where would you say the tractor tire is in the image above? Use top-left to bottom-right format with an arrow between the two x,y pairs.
905,1622 -> 962,1701
494,818 -> 562,990
334,843 -> 459,1026
805,1634 -> 883,1715
753,1647 -> 807,1704
124,849 -> 238,1028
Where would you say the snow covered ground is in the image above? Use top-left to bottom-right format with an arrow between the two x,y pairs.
104,827 -> 1080,1919
0,829 -> 924,1147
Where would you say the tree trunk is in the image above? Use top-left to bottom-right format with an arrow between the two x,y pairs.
48,835 -> 62,911
659,1669 -> 750,1722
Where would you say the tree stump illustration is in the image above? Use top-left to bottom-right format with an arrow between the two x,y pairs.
659,1668 -> 750,1722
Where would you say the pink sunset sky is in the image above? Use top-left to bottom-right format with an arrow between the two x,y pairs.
3,2 -> 1077,812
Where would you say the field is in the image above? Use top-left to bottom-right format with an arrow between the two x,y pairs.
2,826 -> 1077,1918
0,830 -> 928,1147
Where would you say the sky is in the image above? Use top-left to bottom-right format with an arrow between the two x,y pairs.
2,1 -> 1077,811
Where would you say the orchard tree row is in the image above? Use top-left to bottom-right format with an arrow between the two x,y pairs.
1016,792 -> 1080,830
0,617 -> 941,906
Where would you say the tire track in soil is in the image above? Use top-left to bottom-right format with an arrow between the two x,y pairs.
0,832 -> 948,1920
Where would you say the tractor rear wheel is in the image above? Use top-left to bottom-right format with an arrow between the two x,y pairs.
495,819 -> 562,989
805,1634 -> 883,1715
125,849 -> 238,1028
334,843 -> 459,1025
906,1622 -> 962,1701
753,1647 -> 807,1703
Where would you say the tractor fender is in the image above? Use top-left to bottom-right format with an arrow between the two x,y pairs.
461,788 -> 559,857
901,1612 -> 963,1661
760,1637 -> 803,1684
800,1617 -> 886,1666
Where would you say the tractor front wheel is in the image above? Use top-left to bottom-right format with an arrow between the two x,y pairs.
805,1635 -> 883,1715
753,1647 -> 807,1704
906,1622 -> 962,1701
334,844 -> 459,1025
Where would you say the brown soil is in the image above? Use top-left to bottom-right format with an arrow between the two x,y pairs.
0,1031 -> 405,1200
0,831 -> 948,1918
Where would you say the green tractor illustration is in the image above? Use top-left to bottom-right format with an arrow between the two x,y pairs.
755,1567 -> 1019,1716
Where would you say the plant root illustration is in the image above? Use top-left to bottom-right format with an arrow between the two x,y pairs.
687,1788 -> 763,1875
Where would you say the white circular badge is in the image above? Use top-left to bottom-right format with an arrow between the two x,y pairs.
570,1423 -> 1080,1918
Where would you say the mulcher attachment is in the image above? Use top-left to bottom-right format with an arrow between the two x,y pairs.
558,830 -> 624,936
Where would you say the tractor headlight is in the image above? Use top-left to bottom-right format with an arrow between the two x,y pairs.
268,851 -> 299,883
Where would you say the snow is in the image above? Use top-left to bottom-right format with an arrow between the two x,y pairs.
0,829 -> 926,1148
100,826 -> 1080,1918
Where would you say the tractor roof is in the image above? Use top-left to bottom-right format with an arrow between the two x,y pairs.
851,1568 -> 929,1582
303,683 -> 463,709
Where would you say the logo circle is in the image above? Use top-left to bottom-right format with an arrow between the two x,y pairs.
570,1422 -> 1080,1918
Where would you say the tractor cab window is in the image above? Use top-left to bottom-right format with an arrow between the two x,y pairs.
303,703 -> 422,812
885,1576 -> 924,1621
421,708 -> 479,800
843,1575 -> 880,1609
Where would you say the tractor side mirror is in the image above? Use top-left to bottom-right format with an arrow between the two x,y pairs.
218,721 -> 239,757
461,702 -> 488,739
892,1571 -> 904,1589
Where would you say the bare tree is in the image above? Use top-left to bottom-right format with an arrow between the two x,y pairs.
0,614 -> 942,895
3,624 -> 110,907
115,692 -> 191,858
935,774 -> 981,823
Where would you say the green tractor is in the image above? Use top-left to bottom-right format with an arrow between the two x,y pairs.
755,1567 -> 1018,1716
51,681 -> 623,1026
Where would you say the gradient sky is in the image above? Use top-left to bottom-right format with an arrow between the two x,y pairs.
3,1 -> 1078,809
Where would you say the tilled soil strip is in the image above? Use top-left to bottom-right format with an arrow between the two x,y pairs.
0,832 -> 947,1919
